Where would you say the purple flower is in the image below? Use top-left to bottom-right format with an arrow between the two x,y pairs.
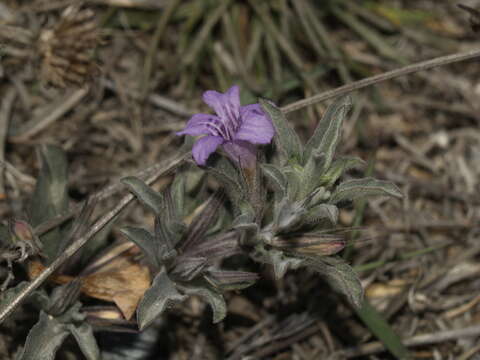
176,86 -> 275,168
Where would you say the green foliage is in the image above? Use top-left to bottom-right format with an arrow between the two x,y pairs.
8,93 -> 404,358
260,99 -> 303,164
123,176 -> 257,329
137,268 -> 186,331
304,96 -> 352,170
305,256 -> 363,308
29,145 -> 69,263
330,177 -> 403,204
18,282 -> 100,360
121,176 -> 165,215
249,97 -> 402,308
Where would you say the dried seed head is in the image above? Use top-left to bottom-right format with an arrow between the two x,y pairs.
38,4 -> 102,87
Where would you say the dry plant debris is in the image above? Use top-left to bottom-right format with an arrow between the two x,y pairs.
0,1 -> 479,359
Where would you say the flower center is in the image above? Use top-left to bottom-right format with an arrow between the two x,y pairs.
222,106 -> 240,140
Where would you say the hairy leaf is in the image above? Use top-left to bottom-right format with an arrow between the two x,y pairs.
283,166 -> 302,201
178,283 -> 227,323
170,173 -> 185,219
260,99 -> 303,164
330,178 -> 403,204
232,201 -> 258,232
137,268 -> 186,331
19,311 -> 70,360
207,166 -> 244,205
121,176 -> 164,215
304,204 -> 339,226
0,282 -> 29,311
319,156 -> 365,188
119,227 -> 159,267
261,163 -> 287,197
29,145 -> 69,263
274,200 -> 306,234
68,323 -> 100,360
254,245 -> 304,279
307,256 -> 363,308
304,96 -> 352,167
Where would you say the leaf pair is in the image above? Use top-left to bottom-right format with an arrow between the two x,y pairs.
19,281 -> 99,360
260,96 -> 352,169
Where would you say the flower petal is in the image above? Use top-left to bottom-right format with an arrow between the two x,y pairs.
203,85 -> 240,124
235,104 -> 275,144
192,136 -> 224,166
222,140 -> 257,169
176,114 -> 221,137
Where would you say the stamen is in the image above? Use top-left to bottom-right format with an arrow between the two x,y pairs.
197,121 -> 228,139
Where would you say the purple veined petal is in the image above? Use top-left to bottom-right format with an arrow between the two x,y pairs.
235,104 -> 275,144
192,135 -> 224,166
222,140 -> 257,169
225,85 -> 241,115
176,113 -> 222,137
203,86 -> 241,134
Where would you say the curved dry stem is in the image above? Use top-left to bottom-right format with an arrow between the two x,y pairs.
282,48 -> 480,113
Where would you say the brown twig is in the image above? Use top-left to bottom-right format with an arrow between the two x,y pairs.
282,47 -> 480,113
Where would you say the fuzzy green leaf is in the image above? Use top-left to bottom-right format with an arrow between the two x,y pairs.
283,166 -> 303,201
0,282 -> 29,311
260,99 -> 303,163
307,256 -> 363,308
122,176 -> 164,214
304,96 -> 352,167
319,156 -> 365,188
207,166 -> 244,205
68,323 -> 100,360
261,163 -> 287,197
29,145 -> 69,262
119,226 -> 159,267
19,311 -> 70,360
330,177 -> 403,204
137,268 -> 186,331
304,203 -> 339,226
254,245 -> 304,279
170,173 -> 185,219
178,283 -> 227,323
